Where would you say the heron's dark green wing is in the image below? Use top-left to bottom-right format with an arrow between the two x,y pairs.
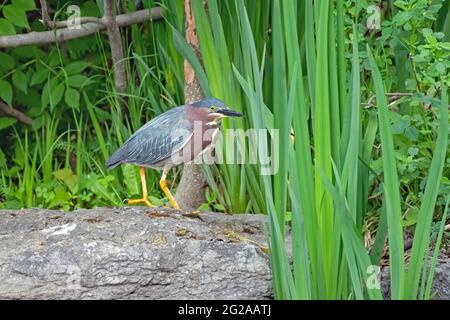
106,107 -> 193,169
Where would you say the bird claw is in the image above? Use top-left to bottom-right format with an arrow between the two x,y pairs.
128,198 -> 155,208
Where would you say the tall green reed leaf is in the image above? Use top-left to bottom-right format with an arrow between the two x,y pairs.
367,45 -> 405,299
314,0 -> 333,296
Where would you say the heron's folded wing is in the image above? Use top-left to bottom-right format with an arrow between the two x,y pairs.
107,107 -> 193,168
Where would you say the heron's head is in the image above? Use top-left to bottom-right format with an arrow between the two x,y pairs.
190,98 -> 242,121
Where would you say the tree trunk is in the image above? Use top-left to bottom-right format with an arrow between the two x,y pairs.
175,0 -> 207,210
103,0 -> 127,95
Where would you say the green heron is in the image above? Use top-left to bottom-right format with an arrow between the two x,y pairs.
106,98 -> 242,209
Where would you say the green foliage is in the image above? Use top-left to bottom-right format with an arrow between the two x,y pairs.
0,0 -> 184,209
199,188 -> 226,212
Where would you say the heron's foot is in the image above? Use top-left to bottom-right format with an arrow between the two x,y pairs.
163,197 -> 180,210
171,203 -> 181,210
128,198 -> 155,208
129,168 -> 155,208
159,173 -> 180,210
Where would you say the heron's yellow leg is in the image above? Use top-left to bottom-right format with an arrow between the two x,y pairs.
128,167 -> 154,207
160,168 -> 180,210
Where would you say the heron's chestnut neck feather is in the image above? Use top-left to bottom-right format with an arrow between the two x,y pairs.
185,105 -> 222,127
177,105 -> 220,164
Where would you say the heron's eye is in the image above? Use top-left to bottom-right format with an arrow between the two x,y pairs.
210,106 -> 217,111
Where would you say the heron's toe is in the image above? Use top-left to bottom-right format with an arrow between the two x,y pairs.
128,198 -> 155,208
144,200 -> 155,208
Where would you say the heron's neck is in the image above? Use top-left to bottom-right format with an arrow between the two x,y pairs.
185,105 -> 222,128
185,105 -> 205,122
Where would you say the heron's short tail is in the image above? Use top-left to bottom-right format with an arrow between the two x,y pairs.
105,150 -> 123,170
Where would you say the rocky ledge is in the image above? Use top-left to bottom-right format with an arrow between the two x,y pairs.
0,207 -> 271,299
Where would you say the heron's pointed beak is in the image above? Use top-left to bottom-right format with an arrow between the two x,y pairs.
217,108 -> 243,117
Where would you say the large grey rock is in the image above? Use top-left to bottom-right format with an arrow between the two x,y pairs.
0,207 -> 272,299
2,206 -> 449,300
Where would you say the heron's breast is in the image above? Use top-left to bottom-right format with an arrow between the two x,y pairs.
176,123 -> 219,163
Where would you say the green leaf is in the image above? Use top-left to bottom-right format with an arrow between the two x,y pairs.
0,148 -> 6,167
54,168 -> 77,188
41,79 -> 52,109
0,18 -> 16,35
0,52 -> 15,71
405,126 -> 419,141
284,211 -> 292,223
41,79 -> 64,110
64,87 -> 80,110
12,70 -> 27,94
31,116 -> 44,130
213,203 -> 225,211
368,45 -> 405,299
65,61 -> 91,75
96,0 -> 105,16
148,196 -> 165,207
30,68 -> 49,86
50,83 -> 65,111
435,62 -> 445,74
12,0 -> 36,11
0,79 -> 13,106
0,117 -> 17,131
438,42 -> 450,50
16,88 -> 40,110
391,116 -> 410,133
407,147 -> 419,157
67,75 -> 92,88
402,206 -> 419,226
48,185 -> 71,209
198,203 -> 210,211
3,5 -> 30,29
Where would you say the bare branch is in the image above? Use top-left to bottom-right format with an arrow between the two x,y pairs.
0,102 -> 32,126
0,7 -> 163,48
0,23 -> 102,48
103,0 -> 127,94
39,0 -> 51,29
49,17 -> 103,29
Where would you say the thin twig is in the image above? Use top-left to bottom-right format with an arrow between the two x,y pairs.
0,7 -> 163,48
39,0 -> 51,29
365,92 -> 450,110
46,17 -> 103,29
366,92 -> 413,106
0,102 -> 32,126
